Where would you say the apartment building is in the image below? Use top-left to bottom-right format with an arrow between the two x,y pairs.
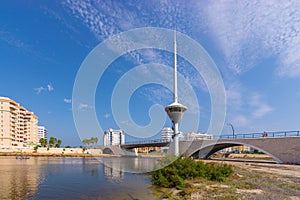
0,96 -> 38,148
38,126 -> 47,140
103,129 -> 125,146
161,127 -> 174,141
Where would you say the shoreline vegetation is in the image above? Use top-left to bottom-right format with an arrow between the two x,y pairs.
151,158 -> 300,199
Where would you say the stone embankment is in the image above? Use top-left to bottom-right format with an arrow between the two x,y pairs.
0,147 -> 104,157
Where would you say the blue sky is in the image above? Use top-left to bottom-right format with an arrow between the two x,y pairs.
1,1 -> 300,146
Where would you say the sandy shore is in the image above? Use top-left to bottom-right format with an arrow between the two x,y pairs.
162,160 -> 300,200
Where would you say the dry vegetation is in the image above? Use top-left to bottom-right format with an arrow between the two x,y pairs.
154,161 -> 300,200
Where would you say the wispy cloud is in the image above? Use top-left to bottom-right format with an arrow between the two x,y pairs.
47,84 -> 54,91
249,93 -> 273,118
103,113 -> 111,119
226,92 -> 273,130
232,115 -> 250,127
64,98 -> 72,103
34,87 -> 46,94
252,104 -> 273,118
78,103 -> 89,110
201,1 -> 300,77
34,84 -> 54,94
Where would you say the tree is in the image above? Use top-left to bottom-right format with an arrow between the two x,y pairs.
82,137 -> 99,147
55,139 -> 62,148
34,145 -> 39,151
82,139 -> 88,146
91,137 -> 96,146
49,137 -> 56,147
39,138 -> 47,147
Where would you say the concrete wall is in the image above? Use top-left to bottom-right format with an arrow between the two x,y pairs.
0,147 -> 103,155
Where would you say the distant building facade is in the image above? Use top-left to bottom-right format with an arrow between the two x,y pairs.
183,132 -> 213,141
103,129 -> 125,146
161,127 -> 174,141
38,126 -> 47,140
0,96 -> 38,148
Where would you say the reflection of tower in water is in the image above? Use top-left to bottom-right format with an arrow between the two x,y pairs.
103,159 -> 124,180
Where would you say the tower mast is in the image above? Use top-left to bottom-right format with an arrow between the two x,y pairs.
174,30 -> 178,103
165,30 -> 187,156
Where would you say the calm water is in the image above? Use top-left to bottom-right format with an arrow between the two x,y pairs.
0,156 -> 160,200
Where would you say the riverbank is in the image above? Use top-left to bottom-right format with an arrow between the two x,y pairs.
0,147 -> 107,157
0,147 -> 165,158
155,160 -> 300,200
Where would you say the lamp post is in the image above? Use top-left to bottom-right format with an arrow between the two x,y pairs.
227,123 -> 235,138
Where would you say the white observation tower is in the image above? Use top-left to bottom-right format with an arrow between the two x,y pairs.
165,30 -> 187,156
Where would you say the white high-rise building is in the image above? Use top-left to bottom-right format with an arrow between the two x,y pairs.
38,126 -> 47,140
103,129 -> 125,146
161,127 -> 174,141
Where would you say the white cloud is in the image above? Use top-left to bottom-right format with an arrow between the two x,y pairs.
47,84 -> 54,91
78,103 -> 89,110
34,83 -> 54,94
201,0 -> 300,77
64,98 -> 72,103
249,93 -> 273,118
252,104 -> 273,118
34,86 -> 46,94
226,83 -> 243,109
104,113 -> 111,119
232,115 -> 250,127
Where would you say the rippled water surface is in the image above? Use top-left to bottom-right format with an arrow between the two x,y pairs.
0,156 -> 158,200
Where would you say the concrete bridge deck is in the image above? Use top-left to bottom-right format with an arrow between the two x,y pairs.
102,131 -> 300,164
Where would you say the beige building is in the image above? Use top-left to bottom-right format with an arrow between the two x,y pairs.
0,96 -> 38,148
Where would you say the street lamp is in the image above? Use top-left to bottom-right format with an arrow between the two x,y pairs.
227,123 -> 235,138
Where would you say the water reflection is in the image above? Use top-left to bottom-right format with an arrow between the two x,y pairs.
0,157 -> 157,200
99,157 -> 159,173
0,157 -> 46,199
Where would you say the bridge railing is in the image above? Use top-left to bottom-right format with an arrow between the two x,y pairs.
219,130 -> 300,139
123,131 -> 300,145
124,139 -> 170,145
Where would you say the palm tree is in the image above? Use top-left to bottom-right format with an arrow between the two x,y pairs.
56,139 -> 62,148
91,137 -> 96,146
95,137 -> 98,146
49,137 -> 56,148
39,138 -> 47,147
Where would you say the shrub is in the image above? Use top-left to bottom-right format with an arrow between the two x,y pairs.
151,157 -> 233,189
33,145 -> 39,151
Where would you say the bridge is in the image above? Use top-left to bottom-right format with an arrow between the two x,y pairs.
102,131 -> 300,164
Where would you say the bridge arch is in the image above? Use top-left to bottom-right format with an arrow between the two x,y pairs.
103,147 -> 114,155
179,137 -> 300,164
188,141 -> 281,163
